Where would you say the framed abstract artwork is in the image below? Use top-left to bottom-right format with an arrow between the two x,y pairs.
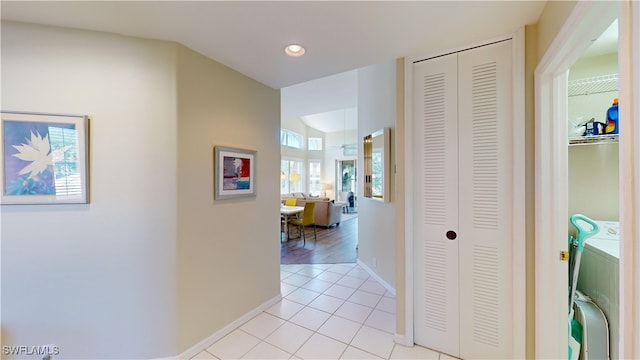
214,146 -> 256,200
1,111 -> 90,204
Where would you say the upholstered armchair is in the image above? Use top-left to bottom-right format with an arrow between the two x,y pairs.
296,199 -> 343,228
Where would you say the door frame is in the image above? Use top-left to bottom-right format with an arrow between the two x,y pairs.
403,28 -> 526,357
619,2 -> 640,355
534,1 -> 640,358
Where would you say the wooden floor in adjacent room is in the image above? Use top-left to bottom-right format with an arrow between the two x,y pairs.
280,215 -> 358,264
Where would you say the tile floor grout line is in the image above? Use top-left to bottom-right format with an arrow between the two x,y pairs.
227,328 -> 265,360
308,264 -> 393,358
291,265 -> 356,358
195,262 -> 450,360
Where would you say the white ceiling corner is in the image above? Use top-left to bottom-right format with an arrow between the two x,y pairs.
300,108 -> 358,134
581,19 -> 619,59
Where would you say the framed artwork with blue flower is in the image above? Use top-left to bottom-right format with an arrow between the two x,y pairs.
214,145 -> 256,200
1,111 -> 90,205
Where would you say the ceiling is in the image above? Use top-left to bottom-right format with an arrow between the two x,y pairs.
581,19 -> 618,59
2,1 -> 552,134
285,11 -> 620,134
301,107 -> 358,134
1,1 -> 547,90
281,69 -> 358,130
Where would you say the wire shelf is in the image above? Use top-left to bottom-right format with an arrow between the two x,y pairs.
569,134 -> 619,146
568,73 -> 619,97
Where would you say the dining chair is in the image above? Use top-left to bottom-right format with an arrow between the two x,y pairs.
281,198 -> 298,238
288,201 -> 316,246
285,197 -> 298,206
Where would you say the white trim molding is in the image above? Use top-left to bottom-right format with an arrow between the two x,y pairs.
355,259 -> 411,347
357,259 -> 396,296
618,1 -> 640,358
402,54 -> 415,347
511,27 -> 526,360
534,64 -> 571,360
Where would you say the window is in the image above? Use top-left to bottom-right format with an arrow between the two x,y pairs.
281,159 -> 303,194
371,151 -> 383,197
308,137 -> 323,151
280,129 -> 303,149
308,160 -> 321,196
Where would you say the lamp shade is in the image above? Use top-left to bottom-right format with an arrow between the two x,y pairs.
321,183 -> 333,191
289,173 -> 301,182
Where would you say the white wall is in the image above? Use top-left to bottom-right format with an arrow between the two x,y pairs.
357,61 -> 397,288
1,21 -> 282,359
568,53 -> 619,129
175,45 -> 281,352
569,52 -> 618,79
1,22 -> 178,358
281,117 -> 308,136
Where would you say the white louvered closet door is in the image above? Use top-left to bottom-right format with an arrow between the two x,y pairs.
413,40 -> 513,359
457,40 -> 513,359
413,53 -> 460,357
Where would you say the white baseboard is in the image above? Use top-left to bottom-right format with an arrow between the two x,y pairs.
393,333 -> 414,347
177,294 -> 282,360
356,259 -> 396,296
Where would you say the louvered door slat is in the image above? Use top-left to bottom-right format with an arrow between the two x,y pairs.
412,53 -> 460,357
458,40 -> 513,359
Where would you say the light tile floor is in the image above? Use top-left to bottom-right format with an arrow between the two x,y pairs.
191,263 -> 457,360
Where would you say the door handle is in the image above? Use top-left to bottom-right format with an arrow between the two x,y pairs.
446,230 -> 457,240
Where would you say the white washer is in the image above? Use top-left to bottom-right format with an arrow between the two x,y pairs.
577,220 -> 619,360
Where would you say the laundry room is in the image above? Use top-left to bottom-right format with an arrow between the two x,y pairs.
567,18 -> 620,360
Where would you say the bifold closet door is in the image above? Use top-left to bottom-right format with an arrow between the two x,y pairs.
413,52 -> 460,357
413,39 -> 514,359
457,40 -> 513,359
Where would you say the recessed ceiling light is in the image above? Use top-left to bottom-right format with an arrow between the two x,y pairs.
285,44 -> 306,57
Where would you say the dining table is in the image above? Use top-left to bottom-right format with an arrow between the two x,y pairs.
280,205 -> 304,241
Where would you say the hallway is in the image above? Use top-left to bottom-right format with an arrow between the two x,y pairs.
190,263 -> 457,359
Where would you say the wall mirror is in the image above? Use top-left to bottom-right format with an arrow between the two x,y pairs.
363,127 -> 390,202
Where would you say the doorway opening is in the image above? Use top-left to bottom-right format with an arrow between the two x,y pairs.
534,1 -> 639,358
336,159 -> 357,213
279,73 -> 361,265
567,17 -> 620,360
